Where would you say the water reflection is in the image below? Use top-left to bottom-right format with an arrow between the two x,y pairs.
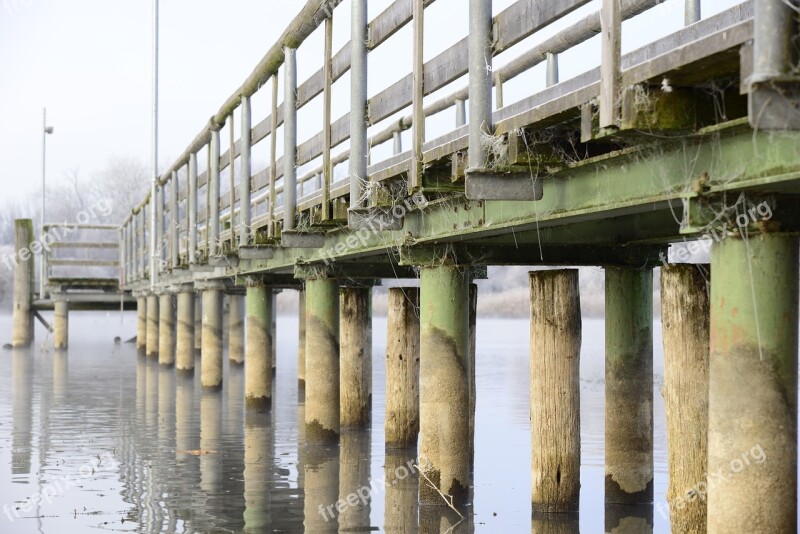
12,350 -> 33,478
385,448 -> 419,532
605,503 -> 654,534
304,444 -> 339,532
532,513 -> 580,533
243,410 -> 272,533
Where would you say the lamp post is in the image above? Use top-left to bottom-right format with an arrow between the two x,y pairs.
40,108 -> 54,299
149,0 -> 159,290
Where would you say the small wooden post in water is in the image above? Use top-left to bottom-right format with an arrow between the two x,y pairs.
176,285 -> 195,375
298,289 -> 307,387
159,293 -> 176,367
660,264 -> 709,532
12,219 -> 34,348
201,283 -> 224,391
530,269 -> 581,513
53,297 -> 69,350
340,285 -> 373,429
245,279 -> 273,412
136,295 -> 147,355
385,288 -> 420,449
146,293 -> 159,358
229,293 -> 245,365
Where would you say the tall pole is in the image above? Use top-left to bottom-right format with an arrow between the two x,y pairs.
149,0 -> 159,290
40,108 -> 46,299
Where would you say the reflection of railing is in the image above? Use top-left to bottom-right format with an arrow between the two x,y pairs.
43,224 -> 120,297
118,0 -> 748,287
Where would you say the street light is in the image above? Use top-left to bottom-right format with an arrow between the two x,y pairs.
40,107 -> 54,299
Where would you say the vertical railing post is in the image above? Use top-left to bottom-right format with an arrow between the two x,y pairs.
268,74 -> 278,239
546,52 -> 559,87
410,0 -> 424,192
240,95 -> 252,246
209,129 -> 221,256
283,47 -> 298,232
350,0 -> 368,209
392,131 -> 402,156
685,0 -> 701,25
159,182 -> 167,270
188,153 -> 197,263
600,0 -> 621,130
468,0 -> 492,170
170,170 -> 179,269
228,114 -> 236,246
322,16 -> 334,220
455,98 -> 466,128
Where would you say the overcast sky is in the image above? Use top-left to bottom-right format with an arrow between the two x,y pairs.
0,0 -> 742,211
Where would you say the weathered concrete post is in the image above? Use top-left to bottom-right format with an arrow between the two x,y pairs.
53,297 -> 69,350
385,287 -> 420,448
146,293 -> 159,358
229,293 -> 245,365
245,279 -> 273,412
707,234 -> 797,532
340,284 -> 373,428
660,264 -> 709,531
12,219 -> 34,348
529,270 -> 581,513
137,295 -> 147,354
605,267 -> 653,505
419,264 -> 470,507
300,268 -> 340,444
298,289 -> 306,387
159,293 -> 176,367
201,283 -> 224,390
176,285 -> 195,375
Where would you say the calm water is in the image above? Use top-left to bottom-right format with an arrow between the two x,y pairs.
0,311 -> 671,533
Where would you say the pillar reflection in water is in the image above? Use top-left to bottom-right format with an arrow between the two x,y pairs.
304,444 -> 339,533
12,350 -> 33,476
605,503 -> 653,534
157,365 -> 176,447
200,390 -> 223,520
53,350 -> 68,401
384,448 -> 419,532
145,357 -> 159,431
175,373 -> 196,464
338,429 -> 372,530
243,411 -> 273,532
531,513 -> 580,534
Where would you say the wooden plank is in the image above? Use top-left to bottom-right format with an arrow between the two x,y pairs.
50,242 -> 118,249
600,0 -> 621,128
49,260 -> 120,267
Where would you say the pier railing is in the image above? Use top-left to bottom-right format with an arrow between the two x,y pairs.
120,0 -> 749,286
43,223 -> 120,297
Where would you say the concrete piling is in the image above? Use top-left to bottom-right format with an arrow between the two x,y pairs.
530,270 -> 581,513
661,264 -> 709,532
298,289 -> 306,387
12,219 -> 34,348
418,264 -> 470,507
707,235 -> 798,532
605,267 -> 653,505
385,287 -> 420,448
245,281 -> 273,412
53,298 -> 69,350
194,296 -> 202,354
176,287 -> 195,375
159,293 -> 176,367
137,295 -> 147,354
146,294 -> 159,358
229,293 -> 245,365
201,286 -> 224,390
304,276 -> 340,444
340,285 -> 372,429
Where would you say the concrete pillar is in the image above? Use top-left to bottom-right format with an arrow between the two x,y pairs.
385,287 -> 420,448
159,293 -> 176,367
605,267 -> 653,505
54,298 -> 69,350
708,235 -> 797,532
12,219 -> 34,348
340,285 -> 372,428
660,264 -> 709,531
176,288 -> 195,375
194,295 -> 202,353
304,276 -> 340,444
137,296 -> 147,354
146,294 -> 159,358
419,264 -> 470,507
298,289 -> 306,386
468,283 -> 477,470
530,270 -> 581,513
201,286 -> 224,390
271,290 -> 277,374
245,282 -> 273,412
229,293 -> 245,365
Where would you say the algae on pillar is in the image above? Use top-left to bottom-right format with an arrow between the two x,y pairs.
301,268 -> 340,444
245,280 -> 273,412
660,264 -> 709,532
176,286 -> 195,375
340,285 -> 373,429
201,284 -> 224,390
159,293 -> 176,367
146,294 -> 160,358
708,234 -> 797,532
385,287 -> 420,448
229,293 -> 245,365
12,219 -> 34,348
418,264 -> 470,507
530,270 -> 581,514
605,267 -> 653,504
53,298 -> 69,350
137,295 -> 147,354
